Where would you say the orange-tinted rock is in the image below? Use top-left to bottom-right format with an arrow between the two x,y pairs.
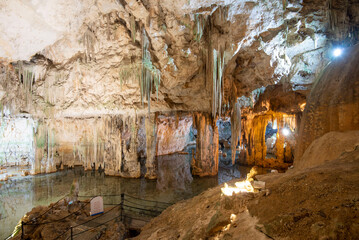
240,112 -> 296,169
156,114 -> 193,156
145,113 -> 157,179
295,44 -> 359,164
191,113 -> 219,176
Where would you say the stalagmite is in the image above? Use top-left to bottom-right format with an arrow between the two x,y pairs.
120,115 -> 141,178
145,113 -> 157,179
192,112 -> 219,176
230,100 -> 241,165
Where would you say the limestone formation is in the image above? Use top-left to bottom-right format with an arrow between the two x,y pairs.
191,112 -> 219,176
295,44 -> 359,163
0,0 -> 359,239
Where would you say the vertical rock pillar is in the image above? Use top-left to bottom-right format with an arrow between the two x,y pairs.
32,120 -> 57,174
192,112 -> 219,176
145,113 -> 157,179
120,115 -> 140,178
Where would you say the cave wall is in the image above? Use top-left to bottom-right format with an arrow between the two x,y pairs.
156,114 -> 193,156
8,112 -> 194,178
0,0 -> 358,179
32,115 -> 141,177
0,115 -> 36,166
237,84 -> 307,169
295,44 -> 359,167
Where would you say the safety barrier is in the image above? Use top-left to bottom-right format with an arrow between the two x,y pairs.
18,193 -> 172,240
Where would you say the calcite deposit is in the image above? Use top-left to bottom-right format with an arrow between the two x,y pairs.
0,0 -> 358,178
1,0 -> 359,239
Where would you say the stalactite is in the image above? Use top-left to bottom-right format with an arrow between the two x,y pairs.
82,27 -> 96,62
194,14 -> 207,42
282,0 -> 288,10
140,29 -> 161,114
15,61 -> 35,106
130,14 -> 136,43
212,47 -> 225,118
231,100 -> 241,165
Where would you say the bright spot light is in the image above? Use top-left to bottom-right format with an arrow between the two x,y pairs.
221,181 -> 254,196
333,48 -> 342,57
282,128 -> 290,136
300,103 -> 306,111
230,214 -> 237,223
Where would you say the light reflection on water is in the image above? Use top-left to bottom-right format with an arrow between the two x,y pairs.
0,149 -> 268,238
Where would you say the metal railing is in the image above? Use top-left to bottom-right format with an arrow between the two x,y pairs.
17,193 -> 172,240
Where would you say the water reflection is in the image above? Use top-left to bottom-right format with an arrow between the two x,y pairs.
156,153 -> 193,191
0,149 -> 268,238
0,165 -> 216,238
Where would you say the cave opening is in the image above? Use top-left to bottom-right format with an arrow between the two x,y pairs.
265,120 -> 277,159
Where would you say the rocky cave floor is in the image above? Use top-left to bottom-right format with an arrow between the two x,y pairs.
135,148 -> 359,240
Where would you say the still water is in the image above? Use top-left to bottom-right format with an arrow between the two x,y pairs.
0,149 -> 265,239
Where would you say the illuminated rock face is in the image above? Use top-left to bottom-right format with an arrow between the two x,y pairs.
0,116 -> 36,166
240,112 -> 297,169
32,115 -> 141,177
0,0 -> 358,178
235,84 -> 307,169
156,114 -> 193,156
28,113 -> 193,178
192,113 -> 219,176
295,44 -> 359,164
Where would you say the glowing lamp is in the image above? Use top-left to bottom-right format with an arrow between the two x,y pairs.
282,128 -> 290,136
333,48 -> 342,57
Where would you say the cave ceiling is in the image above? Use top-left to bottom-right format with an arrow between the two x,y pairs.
0,0 -> 357,117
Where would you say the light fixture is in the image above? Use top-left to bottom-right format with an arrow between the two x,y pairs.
282,128 -> 290,136
333,48 -> 343,58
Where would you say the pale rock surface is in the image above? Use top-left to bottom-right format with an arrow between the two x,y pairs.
156,114 -> 192,156
2,0 -> 356,116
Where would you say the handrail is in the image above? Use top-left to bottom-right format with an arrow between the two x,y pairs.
28,196 -> 67,223
78,193 -> 173,205
122,204 -> 162,214
53,202 -> 122,240
20,193 -> 173,240
124,194 -> 174,205
122,198 -> 167,210
24,200 -> 92,226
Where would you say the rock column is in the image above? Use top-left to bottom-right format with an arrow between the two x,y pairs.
191,112 -> 219,176
145,113 -> 157,179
